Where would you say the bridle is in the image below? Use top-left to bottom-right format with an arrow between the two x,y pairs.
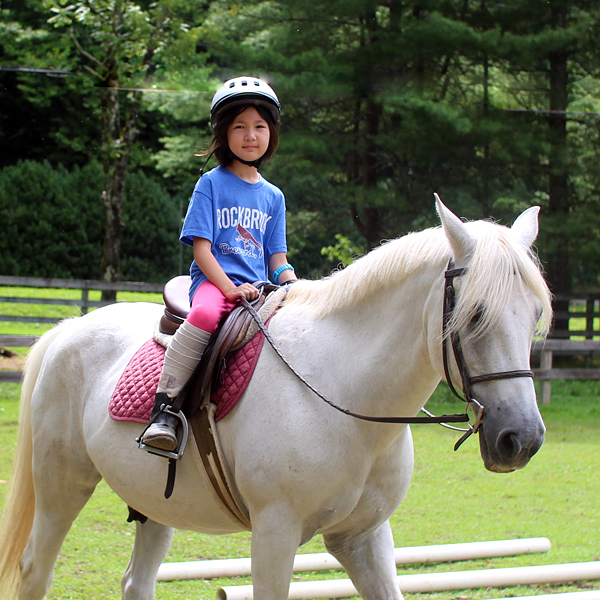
241,259 -> 534,448
440,261 -> 534,450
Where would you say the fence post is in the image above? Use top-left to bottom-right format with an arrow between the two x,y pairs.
540,349 -> 553,405
81,282 -> 90,315
585,298 -> 594,340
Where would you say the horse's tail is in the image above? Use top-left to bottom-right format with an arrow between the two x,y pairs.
0,326 -> 63,599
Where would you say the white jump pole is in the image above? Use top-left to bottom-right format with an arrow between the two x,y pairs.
484,593 -> 600,600
217,561 -> 600,600
157,537 -> 550,581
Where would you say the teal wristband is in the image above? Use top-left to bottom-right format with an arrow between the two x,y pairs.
273,263 -> 295,283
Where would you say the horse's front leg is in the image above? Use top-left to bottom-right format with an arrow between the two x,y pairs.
121,518 -> 174,600
250,508 -> 302,600
324,520 -> 403,600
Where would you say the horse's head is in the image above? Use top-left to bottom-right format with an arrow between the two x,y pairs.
436,198 -> 552,473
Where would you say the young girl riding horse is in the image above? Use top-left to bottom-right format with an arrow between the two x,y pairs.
141,77 -> 297,452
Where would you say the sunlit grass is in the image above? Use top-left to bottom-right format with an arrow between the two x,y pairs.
1,378 -> 599,599
0,287 -> 162,336
1,292 -> 599,599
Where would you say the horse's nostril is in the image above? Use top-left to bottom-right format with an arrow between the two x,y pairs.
496,429 -> 522,462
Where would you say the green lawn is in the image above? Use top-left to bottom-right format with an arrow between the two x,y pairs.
1,378 -> 599,600
1,291 -> 599,599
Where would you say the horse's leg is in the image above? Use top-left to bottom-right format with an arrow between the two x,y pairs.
250,510 -> 302,600
324,520 -> 403,600
121,519 -> 174,600
18,478 -> 100,600
18,367 -> 104,600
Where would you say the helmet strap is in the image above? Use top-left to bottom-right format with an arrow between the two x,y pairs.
228,149 -> 263,169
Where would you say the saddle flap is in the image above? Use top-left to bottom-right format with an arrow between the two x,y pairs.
175,292 -> 269,416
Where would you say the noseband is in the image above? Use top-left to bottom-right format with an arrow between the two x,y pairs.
442,261 -> 534,449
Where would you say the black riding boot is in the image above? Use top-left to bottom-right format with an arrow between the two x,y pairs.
140,392 -> 179,452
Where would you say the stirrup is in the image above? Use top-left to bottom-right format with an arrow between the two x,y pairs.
137,406 -> 189,461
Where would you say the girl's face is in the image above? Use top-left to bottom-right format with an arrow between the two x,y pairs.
226,106 -> 271,163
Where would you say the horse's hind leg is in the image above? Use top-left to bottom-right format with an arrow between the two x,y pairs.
121,519 -> 174,600
18,378 -> 103,599
324,520 -> 403,600
18,476 -> 100,599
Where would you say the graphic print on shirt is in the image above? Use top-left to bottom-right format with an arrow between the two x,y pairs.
235,224 -> 264,258
217,206 -> 271,260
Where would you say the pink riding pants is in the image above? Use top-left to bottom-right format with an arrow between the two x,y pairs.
187,280 -> 237,334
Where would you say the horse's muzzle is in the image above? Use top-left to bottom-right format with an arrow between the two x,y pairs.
478,420 -> 545,473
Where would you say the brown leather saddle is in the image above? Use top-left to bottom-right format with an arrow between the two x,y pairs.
159,276 -> 276,408
153,276 -> 277,517
159,275 -> 194,335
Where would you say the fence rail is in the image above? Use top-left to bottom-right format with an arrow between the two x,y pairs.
552,293 -> 600,339
0,276 -> 165,382
532,339 -> 600,404
1,278 -> 600,397
0,275 -> 163,323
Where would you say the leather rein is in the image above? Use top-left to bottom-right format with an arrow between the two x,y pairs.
241,259 -> 534,448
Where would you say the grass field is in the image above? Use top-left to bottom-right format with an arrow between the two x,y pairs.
0,290 -> 599,599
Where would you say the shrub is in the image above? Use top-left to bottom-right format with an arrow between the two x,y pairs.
0,160 -> 186,282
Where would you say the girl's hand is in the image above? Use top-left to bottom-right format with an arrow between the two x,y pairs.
223,282 -> 260,302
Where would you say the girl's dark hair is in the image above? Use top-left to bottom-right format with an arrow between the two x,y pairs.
203,103 -> 279,167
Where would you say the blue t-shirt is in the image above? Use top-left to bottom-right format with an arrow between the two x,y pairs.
180,166 -> 288,301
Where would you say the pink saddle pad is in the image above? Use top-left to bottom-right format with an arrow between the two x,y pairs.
109,331 -> 266,424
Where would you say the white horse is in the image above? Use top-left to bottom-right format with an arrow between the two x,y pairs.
0,200 -> 552,600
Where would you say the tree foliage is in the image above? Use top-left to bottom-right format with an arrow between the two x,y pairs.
11,0 -> 214,295
1,0 -> 600,295
195,0 -> 600,292
0,160 -> 183,282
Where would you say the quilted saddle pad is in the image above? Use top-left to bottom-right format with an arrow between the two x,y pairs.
109,331 -> 266,424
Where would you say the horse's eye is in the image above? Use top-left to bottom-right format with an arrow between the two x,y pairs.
469,305 -> 485,329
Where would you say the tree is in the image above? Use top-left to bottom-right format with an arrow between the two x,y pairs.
0,0 -> 96,168
2,0 -> 600,292
197,0 -> 600,292
45,0 -> 212,297
199,1 -> 540,242
0,160 -> 183,281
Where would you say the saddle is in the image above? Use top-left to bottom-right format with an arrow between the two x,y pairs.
149,276 -> 281,519
159,276 -> 279,410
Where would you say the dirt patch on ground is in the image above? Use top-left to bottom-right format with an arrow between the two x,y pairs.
0,350 -> 26,372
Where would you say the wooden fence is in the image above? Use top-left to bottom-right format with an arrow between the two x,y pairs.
531,292 -> 600,402
0,275 -> 164,382
532,339 -> 600,405
0,275 -> 163,323
551,293 -> 600,339
1,279 -> 600,401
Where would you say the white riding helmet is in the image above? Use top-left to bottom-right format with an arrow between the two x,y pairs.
210,76 -> 281,128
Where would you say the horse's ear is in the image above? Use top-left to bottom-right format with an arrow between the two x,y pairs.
511,206 -> 540,249
435,194 -> 475,264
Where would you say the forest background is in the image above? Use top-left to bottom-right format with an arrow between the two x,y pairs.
1,0 -> 600,306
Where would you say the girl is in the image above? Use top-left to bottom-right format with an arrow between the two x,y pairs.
141,76 -> 297,452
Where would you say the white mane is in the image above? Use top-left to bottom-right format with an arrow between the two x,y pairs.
284,219 -> 552,339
